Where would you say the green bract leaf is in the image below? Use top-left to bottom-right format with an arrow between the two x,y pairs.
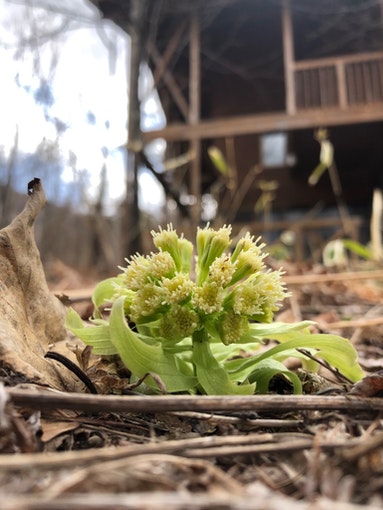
246,359 -> 302,394
92,277 -> 121,312
65,307 -> 118,355
192,330 -> 255,395
227,331 -> 363,383
241,321 -> 314,342
109,297 -> 197,393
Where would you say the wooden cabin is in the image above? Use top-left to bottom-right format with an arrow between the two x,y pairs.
97,0 -> 383,254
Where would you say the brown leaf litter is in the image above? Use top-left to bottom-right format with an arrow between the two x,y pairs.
1,181 -> 383,508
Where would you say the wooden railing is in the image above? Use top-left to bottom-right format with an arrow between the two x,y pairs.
292,51 -> 383,111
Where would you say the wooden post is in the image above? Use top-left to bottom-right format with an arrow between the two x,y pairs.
189,8 -> 201,226
371,188 -> 383,261
282,0 -> 296,115
336,61 -> 347,108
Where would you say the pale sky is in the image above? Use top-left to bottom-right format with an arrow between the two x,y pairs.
0,0 -> 166,213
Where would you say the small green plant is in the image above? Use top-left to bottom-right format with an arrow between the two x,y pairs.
323,238 -> 373,268
67,224 -> 363,395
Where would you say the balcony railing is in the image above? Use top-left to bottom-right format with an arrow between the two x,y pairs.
292,51 -> 383,111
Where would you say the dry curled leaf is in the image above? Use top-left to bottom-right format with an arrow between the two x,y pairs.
349,371 -> 383,397
0,179 -> 77,390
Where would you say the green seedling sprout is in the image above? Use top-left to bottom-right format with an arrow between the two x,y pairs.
67,224 -> 363,395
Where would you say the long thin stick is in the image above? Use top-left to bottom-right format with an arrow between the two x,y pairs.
283,269 -> 383,285
319,316 -> 383,330
0,431 -> 362,471
7,388 -> 383,414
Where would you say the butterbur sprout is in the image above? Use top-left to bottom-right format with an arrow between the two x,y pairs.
67,224 -> 363,395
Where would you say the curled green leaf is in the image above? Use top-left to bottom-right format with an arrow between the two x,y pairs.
246,359 -> 302,394
92,277 -> 120,312
65,307 -> 118,356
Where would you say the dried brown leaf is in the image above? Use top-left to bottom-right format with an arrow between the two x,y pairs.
0,179 -> 75,389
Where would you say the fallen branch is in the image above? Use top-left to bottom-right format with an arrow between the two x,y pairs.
0,433 -> 274,470
0,427 -> 363,471
7,387 -> 383,414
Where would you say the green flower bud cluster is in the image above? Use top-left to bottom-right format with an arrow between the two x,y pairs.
67,222 -> 363,395
113,224 -> 288,345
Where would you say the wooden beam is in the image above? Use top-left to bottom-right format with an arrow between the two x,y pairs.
143,106 -> 383,142
282,0 -> 296,115
147,40 -> 189,120
293,50 -> 383,70
152,21 -> 187,87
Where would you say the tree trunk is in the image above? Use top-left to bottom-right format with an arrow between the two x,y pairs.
122,0 -> 149,258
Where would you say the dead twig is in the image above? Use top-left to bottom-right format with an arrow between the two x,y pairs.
319,316 -> 383,331
341,430 -> 383,462
0,433 -> 274,470
169,411 -> 303,428
0,430 -> 367,471
283,270 -> 383,285
6,386 -> 383,414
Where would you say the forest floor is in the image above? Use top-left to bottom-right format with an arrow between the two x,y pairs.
2,258 -> 383,509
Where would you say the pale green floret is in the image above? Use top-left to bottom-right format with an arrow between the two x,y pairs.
226,268 -> 288,321
151,224 -> 193,273
177,236 -> 194,273
162,273 -> 195,305
230,250 -> 266,285
148,251 -> 176,280
129,283 -> 167,321
159,305 -> 199,341
255,270 -> 289,321
122,254 -> 151,290
231,233 -> 265,261
218,311 -> 249,345
151,224 -> 178,252
196,224 -> 232,285
208,255 -> 236,287
193,281 -> 224,314
230,281 -> 265,317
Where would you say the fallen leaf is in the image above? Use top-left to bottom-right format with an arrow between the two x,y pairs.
0,179 -> 78,389
349,371 -> 383,397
